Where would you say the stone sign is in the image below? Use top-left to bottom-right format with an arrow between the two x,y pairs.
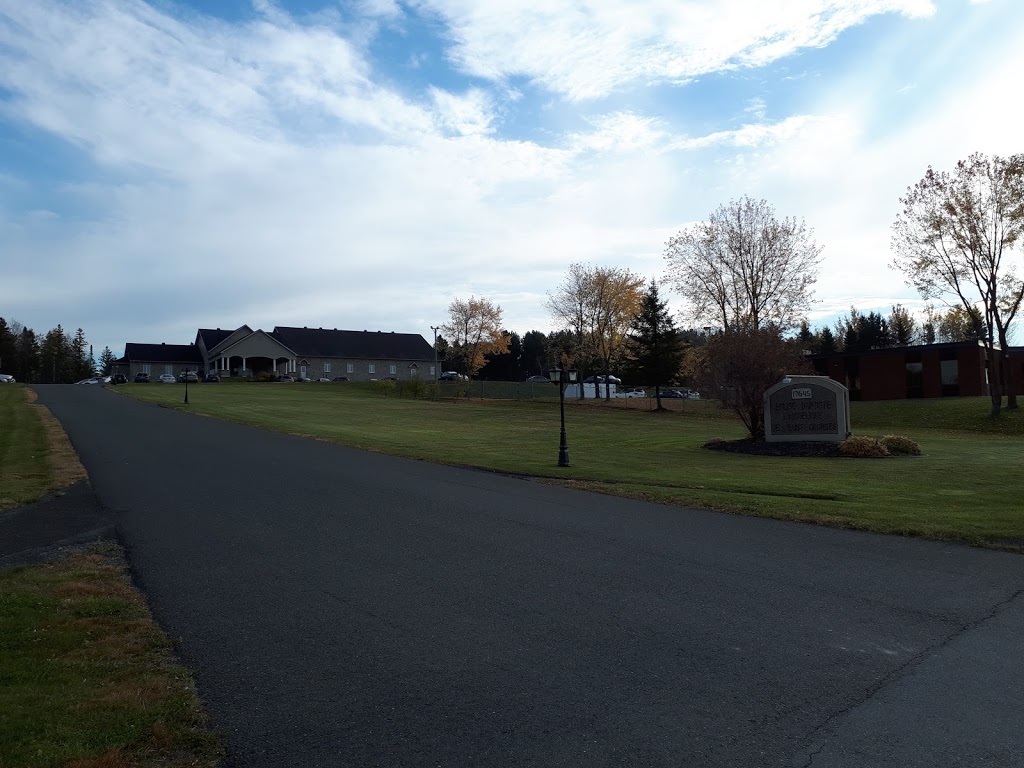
764,375 -> 850,443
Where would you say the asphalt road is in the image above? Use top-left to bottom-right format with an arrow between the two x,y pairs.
35,385 -> 1024,767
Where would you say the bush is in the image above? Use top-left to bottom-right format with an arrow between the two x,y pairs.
880,434 -> 922,456
839,436 -> 889,458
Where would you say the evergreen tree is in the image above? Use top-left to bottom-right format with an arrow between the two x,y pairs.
99,346 -> 118,375
626,280 -> 684,410
816,327 -> 838,354
0,317 -> 16,375
888,305 -> 918,346
521,331 -> 548,377
16,327 -> 39,382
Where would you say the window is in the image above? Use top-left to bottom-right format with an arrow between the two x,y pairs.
368,364 -> 376,374
430,365 -> 435,376
165,365 -> 173,375
324,363 -> 332,373
940,359 -> 959,397
346,363 -> 354,374
905,362 -> 924,399
389,365 -> 397,375
142,364 -> 151,374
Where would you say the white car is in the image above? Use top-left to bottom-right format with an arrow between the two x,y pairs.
614,388 -> 647,399
0,374 -> 16,383
158,373 -> 177,384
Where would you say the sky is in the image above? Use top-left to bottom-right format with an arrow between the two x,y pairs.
1,0 -> 1022,358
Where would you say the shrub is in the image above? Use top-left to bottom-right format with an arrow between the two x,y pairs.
839,436 -> 889,458
880,434 -> 922,456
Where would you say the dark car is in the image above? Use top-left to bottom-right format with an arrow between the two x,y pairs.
204,373 -> 220,382
111,373 -> 128,385
332,376 -> 349,382
133,372 -> 150,383
178,371 -> 199,383
657,389 -> 687,398
278,374 -> 294,383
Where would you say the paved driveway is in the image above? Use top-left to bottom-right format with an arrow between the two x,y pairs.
35,385 -> 1024,767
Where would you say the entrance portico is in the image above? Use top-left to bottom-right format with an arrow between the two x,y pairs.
208,331 -> 297,378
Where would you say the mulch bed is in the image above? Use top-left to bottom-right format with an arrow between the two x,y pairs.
704,439 -> 843,457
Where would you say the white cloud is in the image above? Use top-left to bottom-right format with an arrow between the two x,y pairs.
0,0 -> 1021,357
416,0 -> 936,100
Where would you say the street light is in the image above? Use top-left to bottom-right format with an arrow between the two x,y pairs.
183,368 -> 190,405
430,325 -> 440,383
547,366 -> 579,467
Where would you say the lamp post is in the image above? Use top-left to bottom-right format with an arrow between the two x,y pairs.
430,325 -> 440,383
547,366 -> 578,467
183,368 -> 190,405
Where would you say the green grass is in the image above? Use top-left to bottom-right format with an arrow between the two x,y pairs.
0,546 -> 222,768
0,386 -> 51,509
116,381 -> 1024,549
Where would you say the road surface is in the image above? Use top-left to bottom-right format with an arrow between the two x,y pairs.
34,385 -> 1024,767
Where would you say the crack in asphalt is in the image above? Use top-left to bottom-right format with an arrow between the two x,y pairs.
795,587 -> 1024,767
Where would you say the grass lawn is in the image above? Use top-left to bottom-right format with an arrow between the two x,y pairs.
0,385 -> 222,768
117,381 -> 1024,549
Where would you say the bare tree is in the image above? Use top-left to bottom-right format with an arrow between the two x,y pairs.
441,296 -> 510,378
546,263 -> 644,399
892,152 -> 1024,415
664,196 -> 822,332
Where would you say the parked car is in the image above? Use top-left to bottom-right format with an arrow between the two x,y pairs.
0,374 -> 14,384
687,391 -> 702,400
583,375 -> 622,384
614,388 -> 647,399
278,374 -> 294,382
76,378 -> 101,385
657,389 -> 687,398
178,371 -> 199,383
111,373 -> 128,385
332,376 -> 349,382
439,371 -> 467,381
204,373 -> 220,382
158,374 -> 176,384
134,372 -> 150,383
525,375 -> 550,384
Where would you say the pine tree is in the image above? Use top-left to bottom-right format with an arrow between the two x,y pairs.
626,280 -> 684,410
99,346 -> 118,375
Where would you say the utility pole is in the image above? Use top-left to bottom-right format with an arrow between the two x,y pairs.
430,325 -> 440,383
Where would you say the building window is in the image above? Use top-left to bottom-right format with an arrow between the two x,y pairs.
165,365 -> 173,375
940,359 -> 959,397
346,363 -> 354,374
368,364 -> 376,374
142,364 -> 151,374
389,364 -> 397,375
324,363 -> 332,373
906,362 -> 924,399
430,365 -> 435,376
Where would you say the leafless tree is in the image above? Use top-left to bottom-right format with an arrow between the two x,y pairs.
892,152 -> 1024,415
664,196 -> 822,332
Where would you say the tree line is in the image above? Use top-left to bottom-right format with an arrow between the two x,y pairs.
442,150 -> 1023,434
0,318 -> 116,384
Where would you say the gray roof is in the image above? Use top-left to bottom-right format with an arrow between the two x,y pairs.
271,327 -> 433,361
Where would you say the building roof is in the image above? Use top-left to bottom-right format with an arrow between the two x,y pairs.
270,327 -> 434,361
197,328 -> 235,350
123,343 -> 203,363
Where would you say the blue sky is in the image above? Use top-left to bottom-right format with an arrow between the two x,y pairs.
1,0 -> 1022,357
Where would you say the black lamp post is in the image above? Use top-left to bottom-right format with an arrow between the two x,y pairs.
547,366 -> 578,467
183,368 -> 190,405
